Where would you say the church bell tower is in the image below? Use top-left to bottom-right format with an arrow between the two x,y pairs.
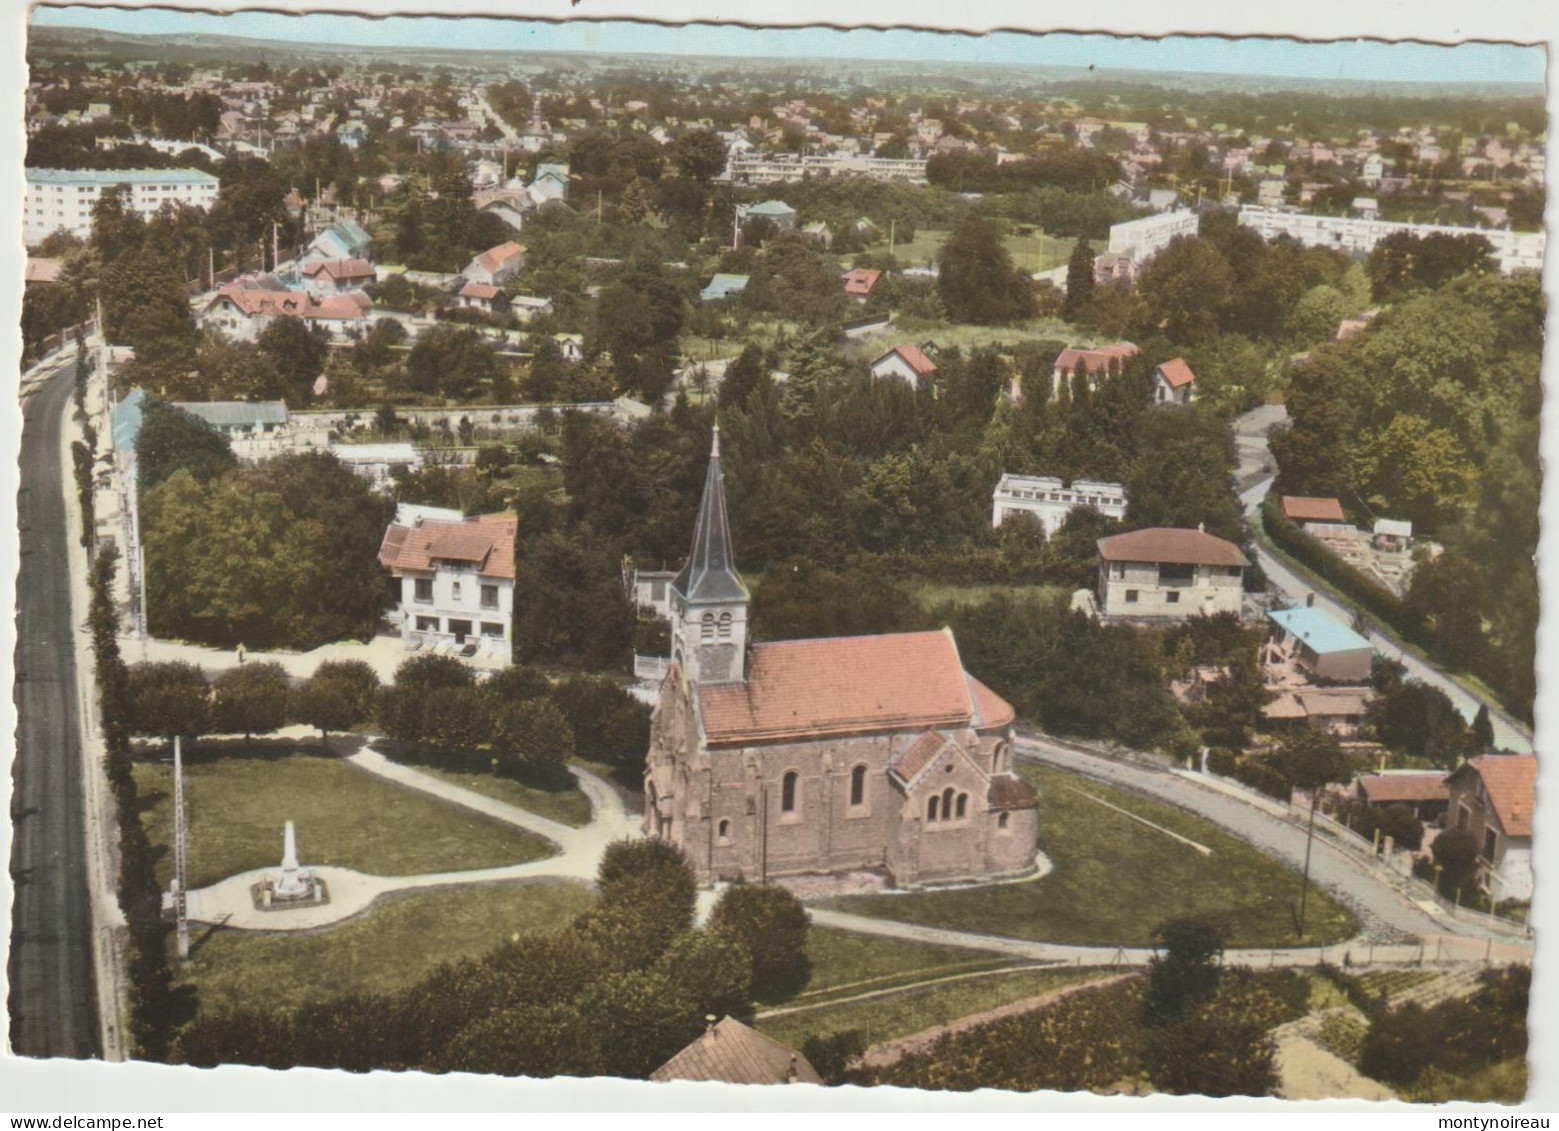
670,424 -> 749,687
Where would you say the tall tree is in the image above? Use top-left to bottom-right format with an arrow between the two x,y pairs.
936,214 -> 1033,325
1063,237 -> 1096,321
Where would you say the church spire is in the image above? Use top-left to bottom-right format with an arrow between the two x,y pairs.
672,423 -> 747,605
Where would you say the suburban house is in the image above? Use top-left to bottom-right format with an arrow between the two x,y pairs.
1266,606 -> 1375,683
200,282 -> 372,342
528,163 -> 569,204
1444,754 -> 1535,901
508,295 -> 554,322
801,220 -> 833,247
1096,526 -> 1247,620
737,199 -> 798,232
25,257 -> 62,287
868,344 -> 938,389
1373,518 -> 1414,553
1041,342 -> 1141,400
1093,251 -> 1136,286
1282,496 -> 1348,525
700,273 -> 749,302
302,218 -> 373,265
329,442 -> 421,490
464,241 -> 526,287
1262,686 -> 1374,737
378,508 -> 519,665
991,473 -> 1127,535
170,400 -> 289,438
1352,771 -> 1450,825
629,567 -> 678,620
645,430 -> 1040,888
300,258 -> 376,297
650,1018 -> 823,1086
457,280 -> 508,313
1152,358 -> 1197,405
842,267 -> 883,302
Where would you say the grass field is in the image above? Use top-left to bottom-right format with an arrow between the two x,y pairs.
905,581 -> 1072,611
408,763 -> 592,827
133,747 -> 557,891
176,881 -> 596,1017
821,762 -> 1359,948
867,229 -> 1069,273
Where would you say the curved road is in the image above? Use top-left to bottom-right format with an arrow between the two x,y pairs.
1241,476 -> 1532,754
9,356 -> 99,1058
1018,737 -> 1504,943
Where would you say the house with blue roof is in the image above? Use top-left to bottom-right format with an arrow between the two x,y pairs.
530,163 -> 570,204
1267,606 -> 1375,683
700,273 -> 749,303
304,218 -> 373,265
737,200 -> 797,231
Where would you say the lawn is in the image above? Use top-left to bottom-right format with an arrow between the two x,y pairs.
905,581 -> 1072,612
821,762 -> 1359,948
860,229 -> 1069,273
797,926 -> 1016,1001
406,763 -> 592,827
176,880 -> 596,1017
133,747 -> 557,891
758,964 -> 1110,1052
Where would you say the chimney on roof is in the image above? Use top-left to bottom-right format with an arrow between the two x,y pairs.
1306,592 -> 1315,608
787,1054 -> 799,1083
705,1014 -> 719,1036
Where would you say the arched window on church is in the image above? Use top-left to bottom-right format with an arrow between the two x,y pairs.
956,793 -> 968,820
942,787 -> 956,820
781,771 -> 799,813
701,612 -> 715,640
850,764 -> 867,807
927,795 -> 940,821
718,611 -> 732,639
717,818 -> 731,843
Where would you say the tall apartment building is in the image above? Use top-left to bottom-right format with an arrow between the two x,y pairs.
724,152 -> 928,185
1238,205 -> 1545,274
24,167 -> 221,245
1106,209 -> 1201,264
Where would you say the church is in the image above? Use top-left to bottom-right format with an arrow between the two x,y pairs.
644,428 -> 1040,888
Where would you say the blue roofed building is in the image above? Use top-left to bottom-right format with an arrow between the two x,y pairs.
737,200 -> 797,231
304,218 -> 373,265
700,273 -> 750,302
1267,606 -> 1375,683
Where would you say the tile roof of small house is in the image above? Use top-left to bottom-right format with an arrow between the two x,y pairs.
1097,527 -> 1248,567
1281,496 -> 1347,523
698,628 -> 1011,745
207,284 -> 371,321
650,1017 -> 822,1086
459,281 -> 502,300
377,512 -> 517,580
1449,754 -> 1535,838
842,267 -> 883,297
474,241 -> 525,273
1356,772 -> 1449,805
301,258 -> 375,281
25,257 -> 63,284
1155,357 -> 1197,389
1054,342 -> 1140,374
873,344 -> 938,377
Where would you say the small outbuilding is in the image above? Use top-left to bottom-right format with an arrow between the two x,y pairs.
650,1017 -> 823,1086
1266,606 -> 1374,683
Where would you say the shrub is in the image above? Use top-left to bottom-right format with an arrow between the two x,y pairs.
708,884 -> 811,1002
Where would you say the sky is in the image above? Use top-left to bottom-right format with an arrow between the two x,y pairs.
29,4 -> 1548,86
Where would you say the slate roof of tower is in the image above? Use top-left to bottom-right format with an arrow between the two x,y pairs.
671,429 -> 748,605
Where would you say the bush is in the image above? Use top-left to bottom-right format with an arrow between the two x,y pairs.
209,662 -> 290,739
708,885 -> 811,1002
293,660 -> 380,738
1431,828 -> 1482,897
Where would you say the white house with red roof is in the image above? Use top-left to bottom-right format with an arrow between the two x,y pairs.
644,428 -> 1038,887
1097,526 -> 1248,620
200,282 -> 372,343
842,267 -> 883,303
1152,357 -> 1198,405
300,258 -> 377,298
1044,342 -> 1141,400
463,240 -> 527,287
457,280 -> 509,314
378,508 -> 518,664
1444,754 -> 1535,901
868,344 -> 938,390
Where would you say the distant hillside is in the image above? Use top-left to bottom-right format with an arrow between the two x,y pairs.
25,22 -> 1544,101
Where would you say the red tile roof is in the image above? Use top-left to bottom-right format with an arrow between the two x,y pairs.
207,284 -> 371,322
988,774 -> 1038,811
842,267 -> 883,297
1451,755 -> 1535,838
699,628 -> 1010,745
650,1018 -> 823,1086
874,344 -> 937,377
475,240 -> 525,274
1282,496 -> 1347,523
25,257 -> 63,284
1155,357 -> 1197,389
969,676 -> 1016,729
301,258 -> 375,281
1357,772 -> 1450,805
890,729 -> 950,785
1098,527 -> 1248,567
1054,342 -> 1140,375
377,512 -> 517,580
460,281 -> 502,300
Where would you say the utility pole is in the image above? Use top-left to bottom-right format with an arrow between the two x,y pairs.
172,736 -> 190,960
1297,785 -> 1319,937
272,221 -> 280,272
208,246 -> 215,291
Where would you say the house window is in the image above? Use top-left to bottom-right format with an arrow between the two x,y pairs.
998,811 -> 1010,830
415,615 -> 438,632
717,819 -> 731,844
1166,591 -> 1181,604
1458,805 -> 1471,831
956,793 -> 968,820
452,580 -> 463,600
480,584 -> 499,610
927,795 -> 940,822
1125,590 -> 1139,603
781,771 -> 799,814
850,764 -> 866,807
480,621 -> 505,639
413,578 -> 433,603
1484,828 -> 1499,862
701,612 -> 715,640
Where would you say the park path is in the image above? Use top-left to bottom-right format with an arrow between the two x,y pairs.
184,754 -> 636,931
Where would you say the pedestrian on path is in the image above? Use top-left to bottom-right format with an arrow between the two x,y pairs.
237,642 -> 246,665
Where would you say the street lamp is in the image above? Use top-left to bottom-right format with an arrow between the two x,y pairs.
1296,783 -> 1319,938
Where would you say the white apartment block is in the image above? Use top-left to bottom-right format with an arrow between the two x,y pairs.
25,167 -> 220,245
724,152 -> 928,185
1239,205 -> 1545,274
1107,209 -> 1200,264
992,474 -> 1128,536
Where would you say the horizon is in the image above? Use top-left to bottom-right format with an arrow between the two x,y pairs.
30,5 -> 1548,88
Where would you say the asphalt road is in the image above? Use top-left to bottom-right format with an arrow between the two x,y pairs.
1018,736 -> 1486,943
9,357 -> 100,1058
1240,476 -> 1533,754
